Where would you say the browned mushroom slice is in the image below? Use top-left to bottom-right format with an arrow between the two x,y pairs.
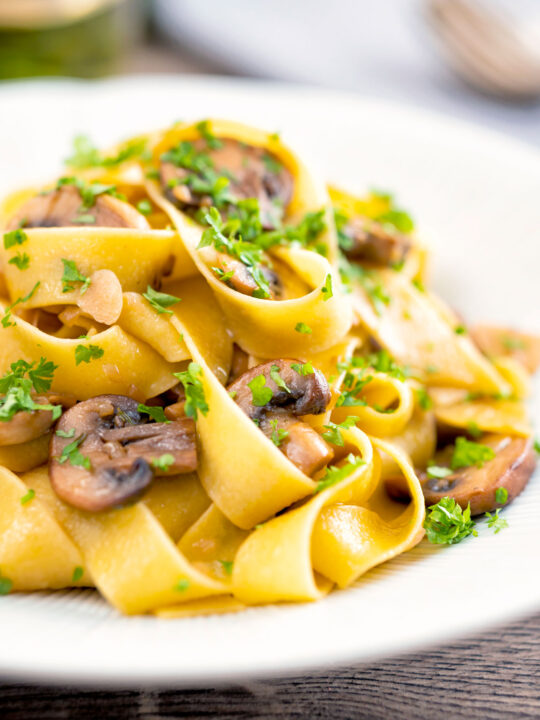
50,394 -> 197,512
0,393 -> 75,447
160,138 -> 293,229
386,434 -> 536,515
227,359 -> 333,475
341,215 -> 411,266
6,184 -> 150,230
470,325 -> 540,374
213,252 -> 282,299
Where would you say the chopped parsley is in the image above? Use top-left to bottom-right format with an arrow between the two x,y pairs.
412,278 -> 425,293
174,578 -> 190,592
8,252 -> 30,270
1,281 -> 40,328
174,362 -> 208,420
269,419 -> 289,447
72,214 -> 96,225
451,437 -> 495,470
151,453 -> 175,472
466,421 -> 482,439
3,228 -> 27,249
321,274 -> 333,301
424,497 -> 477,545
56,428 -> 76,439
136,199 -> 153,216
0,574 -> 12,595
137,404 -> 169,423
219,560 -> 234,576
20,488 -> 35,505
74,344 -> 104,365
315,453 -> 366,493
415,388 -> 432,410
262,153 -> 282,174
0,357 -> 61,422
195,120 -> 222,150
248,374 -> 273,407
66,134 -> 147,169
322,416 -> 360,446
495,487 -> 508,504
455,325 -> 467,335
485,509 -> 508,534
72,566 -> 84,583
534,438 -> 540,455
426,465 -> 453,480
143,286 -> 181,315
502,336 -> 526,351
269,365 -> 290,393
291,362 -> 314,376
370,189 -> 415,233
58,434 -> 91,470
295,322 -> 312,334
56,176 -> 125,216
61,259 -> 90,294
212,267 -> 235,284
339,253 -> 390,314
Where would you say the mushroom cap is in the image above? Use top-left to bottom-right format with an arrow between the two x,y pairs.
50,394 -> 197,512
214,251 -> 282,300
342,215 -> 411,266
386,433 -> 536,515
160,138 -> 293,229
7,185 -> 150,230
0,393 -> 75,447
227,359 -> 331,421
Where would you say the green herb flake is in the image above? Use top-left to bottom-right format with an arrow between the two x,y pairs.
315,453 -> 366,493
219,560 -> 234,576
415,388 -> 432,410
143,286 -> 181,315
502,336 -> 526,351
455,325 -> 467,335
72,214 -> 96,225
61,259 -> 90,294
1,281 -> 40,328
58,434 -> 91,470
262,153 -> 282,174
195,120 -> 222,150
534,438 -> 540,455
0,575 -> 13,595
174,362 -> 209,420
412,278 -> 425,293
322,416 -> 360,446
426,465 -> 453,480
137,403 -> 169,423
72,566 -> 84,583
321,274 -> 333,301
291,362 -> 314,376
485,508 -> 508,534
451,437 -> 495,470
75,344 -> 104,366
270,365 -> 290,393
0,357 -> 61,422
424,497 -> 477,545
20,488 -> 35,505
269,419 -> 289,447
3,228 -> 28,249
495,487 -> 508,504
466,421 -> 482,439
248,374 -> 273,407
8,252 -> 30,270
56,428 -> 76,439
136,199 -> 153,216
174,578 -> 190,592
295,322 -> 312,334
151,453 -> 175,472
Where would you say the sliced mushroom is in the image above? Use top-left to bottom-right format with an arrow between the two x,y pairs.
50,394 -> 197,512
76,269 -> 123,325
341,215 -> 411,266
471,325 -> 540,374
160,138 -> 293,229
214,251 -> 282,299
6,184 -> 151,230
227,359 -> 333,475
386,433 -> 536,515
0,393 -> 75,447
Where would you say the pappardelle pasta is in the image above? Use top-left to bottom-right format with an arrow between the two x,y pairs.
0,119 -> 537,616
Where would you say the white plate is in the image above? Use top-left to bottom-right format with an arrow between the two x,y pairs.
0,76 -> 538,687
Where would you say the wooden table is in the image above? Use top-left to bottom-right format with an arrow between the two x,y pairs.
1,611 -> 539,719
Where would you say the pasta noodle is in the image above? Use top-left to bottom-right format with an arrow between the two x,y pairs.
0,118 -> 536,617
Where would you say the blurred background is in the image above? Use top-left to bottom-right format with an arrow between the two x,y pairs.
1,0 -> 540,147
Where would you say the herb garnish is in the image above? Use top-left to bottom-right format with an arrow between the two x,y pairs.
322,416 -> 360,446
136,199 -> 153,216
58,434 -> 91,470
174,579 -> 190,592
72,566 -> 84,583
61,259 -> 90,294
451,437 -> 495,470
1,282 -> 40,328
485,509 -> 508,534
8,253 -> 30,270
315,454 -> 365,493
66,135 -> 147,169
137,404 -> 169,423
424,497 -> 477,544
248,374 -> 273,407
495,487 -> 508,504
75,344 -> 104,365
295,322 -> 312,334
291,362 -> 314,376
151,454 -> 175,472
0,357 -> 60,422
415,388 -> 432,410
0,573 -> 13,595
143,286 -> 181,315
321,274 -> 333,301
269,365 -> 290,393
269,419 -> 289,447
20,488 -> 35,505
174,363 -> 208,420
3,228 -> 27,249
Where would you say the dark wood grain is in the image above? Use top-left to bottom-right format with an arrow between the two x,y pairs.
1,611 -> 539,720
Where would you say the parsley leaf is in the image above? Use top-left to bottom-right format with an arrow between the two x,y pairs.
174,578 -> 190,592
1,281 -> 40,328
270,364 -> 290,393
75,344 -> 104,365
56,428 -> 76,439
196,120 -> 223,150
8,252 -> 30,270
415,388 -> 432,410
0,357 -> 60,422
174,362 -> 208,420
72,566 -> 84,583
322,416 -> 360,446
269,419 -> 289,447
61,259 -> 90,294
455,325 -> 467,335
485,508 -> 508,534
136,199 -> 153,215
3,228 -> 27,249
295,322 -> 312,334
58,434 -> 91,470
0,575 -> 12,595
151,453 -> 175,472
534,438 -> 540,455
291,362 -> 314,376
20,488 -> 35,505
143,286 -> 181,315
219,560 -> 234,576
426,465 -> 454,480
66,135 -> 147,169
248,374 -> 273,407
424,497 -> 477,544
315,453 -> 365,493
339,253 -> 390,314
495,487 -> 508,504
321,274 -> 333,301
137,403 -> 169,423
451,437 -> 495,470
